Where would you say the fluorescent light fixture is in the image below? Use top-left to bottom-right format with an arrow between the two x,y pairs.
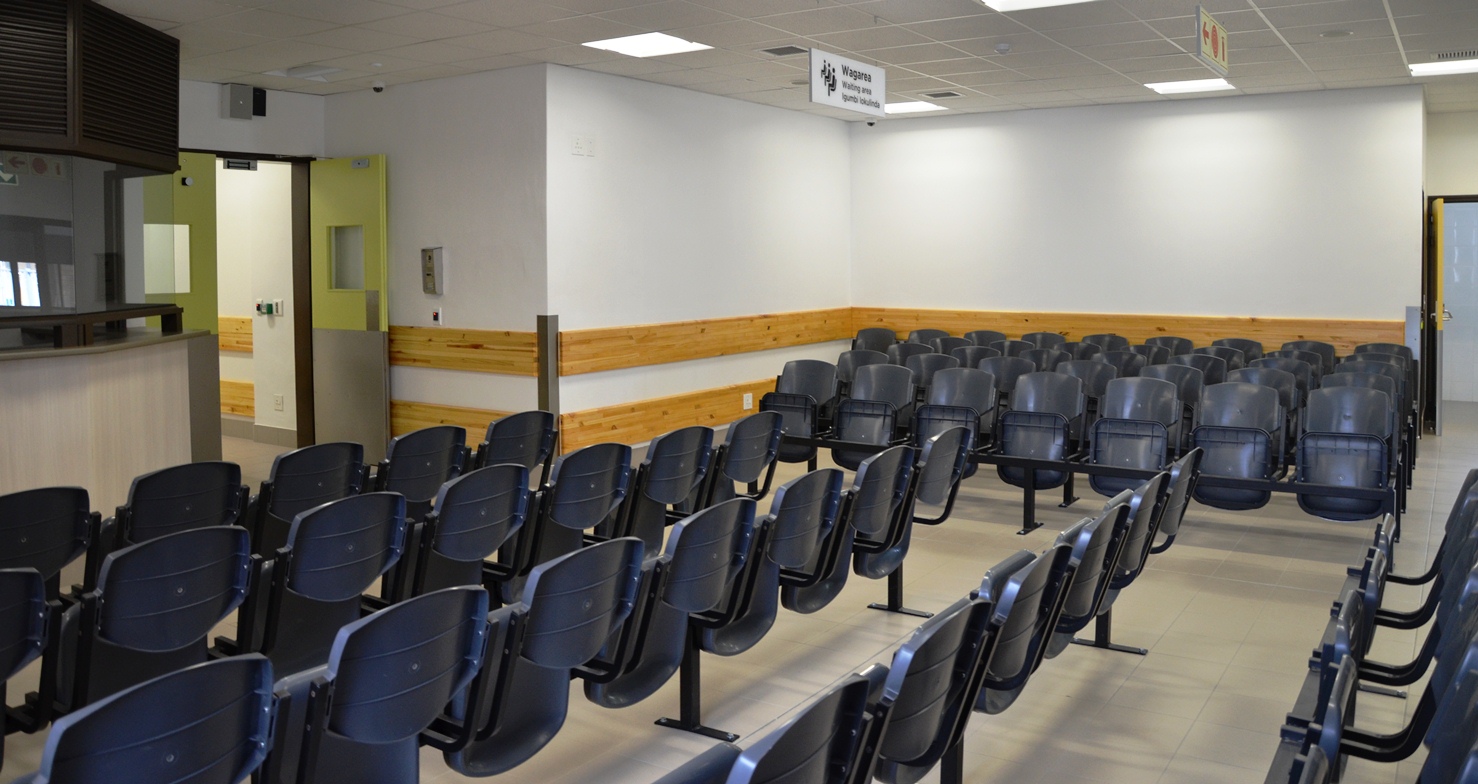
264,64 -> 343,82
582,32 -> 712,58
981,0 -> 1101,12
1144,78 -> 1235,94
885,101 -> 947,114
1411,58 -> 1478,76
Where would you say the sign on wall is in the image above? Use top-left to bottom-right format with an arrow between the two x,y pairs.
1195,6 -> 1230,76
810,48 -> 885,118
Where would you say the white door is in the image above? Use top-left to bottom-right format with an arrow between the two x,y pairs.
1443,202 -> 1478,403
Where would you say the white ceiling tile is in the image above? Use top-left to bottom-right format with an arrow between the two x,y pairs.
293,26 -> 425,53
597,1 -> 732,30
579,57 -> 689,76
1003,2 -> 1140,31
1100,52 -> 1202,72
98,0 -> 245,26
945,68 -> 1033,85
1230,73 -> 1325,88
376,40 -> 494,61
685,0 -> 817,16
318,52 -> 432,72
854,0 -> 990,25
262,0 -> 410,26
1277,18 -> 1394,44
1015,61 -> 1119,78
902,56 -> 997,76
1236,44 -> 1302,64
1130,65 -> 1226,82
641,67 -> 743,85
377,0 -> 470,9
863,42 -> 973,64
903,14 -> 1028,42
198,9 -> 343,37
188,38 -> 359,72
1290,36 -> 1402,58
1303,52 -> 1406,70
985,47 -> 1092,68
1113,0 -> 1245,22
514,15 -> 647,43
1070,84 -> 1151,98
763,6 -> 882,36
1226,59 -> 1315,77
549,0 -> 671,12
444,28 -> 565,54
1228,29 -> 1290,49
1046,21 -> 1164,48
668,19 -> 803,47
813,24 -> 931,51
949,32 -> 1068,56
454,53 -> 541,70
690,59 -> 795,78
659,47 -> 770,68
175,24 -> 271,58
539,44 -> 627,64
358,11 -> 495,38
178,64 -> 252,82
435,0 -> 576,27
1392,10 -> 1478,37
1261,0 -> 1391,28
1077,39 -> 1184,60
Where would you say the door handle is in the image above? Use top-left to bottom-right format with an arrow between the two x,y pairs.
1444,309 -> 1455,322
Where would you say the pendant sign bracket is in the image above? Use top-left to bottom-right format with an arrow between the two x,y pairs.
809,48 -> 885,118
1195,6 -> 1230,76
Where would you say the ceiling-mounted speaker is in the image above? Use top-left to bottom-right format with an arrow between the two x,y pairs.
252,87 -> 266,117
225,83 -> 252,119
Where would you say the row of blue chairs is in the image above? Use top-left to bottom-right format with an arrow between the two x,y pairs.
656,465 -> 1199,784
1265,470 -> 1478,783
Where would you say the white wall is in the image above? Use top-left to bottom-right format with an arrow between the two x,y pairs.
324,65 -> 548,413
545,65 -> 853,410
216,160 -> 296,431
1427,110 -> 1478,196
180,80 -> 325,158
851,86 -> 1425,321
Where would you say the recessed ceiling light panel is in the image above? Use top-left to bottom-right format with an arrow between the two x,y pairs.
1412,58 -> 1478,76
885,101 -> 947,114
583,32 -> 712,58
980,0 -> 1102,12
1144,78 -> 1235,94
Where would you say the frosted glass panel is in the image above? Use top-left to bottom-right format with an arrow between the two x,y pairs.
142,223 -> 188,294
1444,203 -> 1478,402
0,262 -> 13,307
330,225 -> 364,290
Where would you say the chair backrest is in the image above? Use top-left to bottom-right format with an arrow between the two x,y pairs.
764,469 -> 845,571
836,349 -> 889,384
1198,382 -> 1282,432
1082,333 -> 1128,351
1194,344 -> 1245,370
0,567 -> 46,681
1010,372 -> 1085,419
1057,359 -> 1118,399
1169,352 -> 1227,385
121,461 -> 246,544
950,345 -> 999,367
1021,348 -> 1069,372
776,360 -> 839,405
975,543 -> 1074,714
977,356 -> 1037,395
1108,472 -> 1168,582
1101,377 -> 1179,428
1061,340 -> 1103,360
905,352 -> 960,390
925,367 -> 997,412
1227,367 -> 1299,414
263,442 -> 366,524
929,336 -> 971,355
915,426 -> 972,508
727,669 -> 884,784
1141,363 -> 1205,407
848,445 -> 915,543
1044,502 -> 1129,654
716,411 -> 783,486
887,342 -> 934,365
379,425 -> 467,507
0,487 -> 91,581
1128,344 -> 1170,365
477,410 -> 557,473
1021,331 -> 1066,349
1336,359 -> 1405,397
990,339 -> 1033,358
1213,337 -> 1263,361
1355,342 -> 1413,362
325,587 -> 488,744
1282,340 -> 1337,373
1096,350 -> 1147,378
32,656 -> 274,784
1305,387 -> 1392,439
284,493 -> 407,602
1151,448 -> 1203,545
96,526 -> 251,653
907,328 -> 949,345
429,464 -> 531,563
1420,630 -> 1478,784
852,328 -> 896,353
1319,370 -> 1397,404
624,426 -> 716,550
546,443 -> 632,530
1252,357 -> 1314,398
965,329 -> 1007,347
1145,335 -> 1193,355
851,364 -> 916,410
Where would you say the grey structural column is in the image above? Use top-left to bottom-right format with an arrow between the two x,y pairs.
537,314 -> 560,421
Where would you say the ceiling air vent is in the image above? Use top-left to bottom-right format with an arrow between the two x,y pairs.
761,45 -> 809,57
923,91 -> 963,99
1437,51 -> 1478,60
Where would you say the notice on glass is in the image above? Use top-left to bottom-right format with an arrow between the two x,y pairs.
810,48 -> 885,118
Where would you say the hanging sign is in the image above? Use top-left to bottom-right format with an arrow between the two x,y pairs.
1196,6 -> 1230,76
0,152 -> 67,179
810,48 -> 885,118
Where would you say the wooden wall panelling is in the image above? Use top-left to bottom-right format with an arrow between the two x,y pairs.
388,326 -> 538,376
559,308 -> 853,376
390,400 -> 510,447
218,316 -> 253,353
559,378 -> 779,452
219,379 -> 254,417
849,307 -> 1403,355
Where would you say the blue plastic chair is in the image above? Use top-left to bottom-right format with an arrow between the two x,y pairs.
474,410 -> 557,486
250,442 -> 367,558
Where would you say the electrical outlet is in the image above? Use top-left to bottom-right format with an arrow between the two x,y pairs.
432,309 -> 443,325
273,299 -> 284,316
743,393 -> 753,410
273,394 -> 284,411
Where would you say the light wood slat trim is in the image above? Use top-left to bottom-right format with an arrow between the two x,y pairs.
390,400 -> 510,447
559,308 -> 853,376
218,316 -> 252,353
388,326 -> 538,376
850,307 -> 1403,355
220,379 -> 254,417
559,379 -> 778,452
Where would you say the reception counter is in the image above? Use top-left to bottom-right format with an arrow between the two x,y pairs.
0,329 -> 221,511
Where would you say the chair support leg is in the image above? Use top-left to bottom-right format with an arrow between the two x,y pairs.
867,567 -> 932,618
1069,609 -> 1148,656
1059,473 -> 1079,509
655,627 -> 739,742
939,736 -> 965,784
1357,683 -> 1408,699
1017,485 -> 1041,535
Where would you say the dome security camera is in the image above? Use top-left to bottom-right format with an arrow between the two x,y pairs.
372,81 -> 386,93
